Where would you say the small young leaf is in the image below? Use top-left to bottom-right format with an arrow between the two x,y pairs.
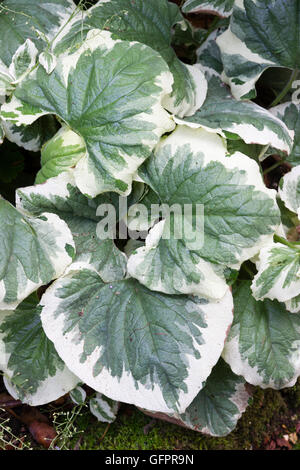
39,51 -> 57,74
251,242 -> 300,303
0,0 -> 77,67
9,39 -> 38,82
69,385 -> 86,405
35,126 -> 86,183
89,393 -> 119,423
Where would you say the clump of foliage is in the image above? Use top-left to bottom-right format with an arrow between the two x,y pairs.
1,0 -> 300,439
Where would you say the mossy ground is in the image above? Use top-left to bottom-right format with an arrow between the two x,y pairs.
53,383 -> 300,450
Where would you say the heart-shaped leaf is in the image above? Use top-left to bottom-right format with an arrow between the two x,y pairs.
89,393 -> 119,423
2,30 -> 175,197
128,125 -> 280,299
40,263 -> 233,413
53,0 -> 207,118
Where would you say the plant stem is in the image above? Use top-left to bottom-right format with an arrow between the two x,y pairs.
243,264 -> 255,278
269,69 -> 299,108
263,160 -> 283,175
199,17 -> 220,46
274,234 -> 300,250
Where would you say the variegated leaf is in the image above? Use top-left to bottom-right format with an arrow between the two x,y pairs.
181,74 -> 293,154
89,393 -> 119,423
0,197 -> 75,309
279,166 -> 300,219
217,0 -> 300,100
223,280 -> 300,389
40,264 -> 234,413
39,51 -> 57,74
0,0 -> 77,67
69,385 -> 86,405
53,0 -> 207,118
196,31 -> 224,77
270,102 -> 300,166
0,61 -> 14,96
0,293 -> 79,405
9,39 -> 38,83
183,0 -> 235,17
35,126 -> 86,183
285,294 -> 300,314
16,171 -> 137,282
251,242 -> 300,303
128,125 -> 280,299
2,115 -> 58,152
142,359 -> 250,437
2,30 -> 174,197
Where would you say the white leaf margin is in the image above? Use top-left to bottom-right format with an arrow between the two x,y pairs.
127,219 -> 229,300
251,242 -> 300,303
175,100 -> 294,154
40,261 -> 234,414
0,310 -> 79,406
279,166 -> 300,219
223,323 -> 300,390
89,393 -> 120,423
163,64 -> 208,118
0,211 -> 75,310
140,379 -> 250,437
216,26 -> 276,100
9,39 -> 38,83
183,0 -> 234,17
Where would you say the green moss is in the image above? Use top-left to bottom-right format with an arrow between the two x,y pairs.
64,385 -> 294,451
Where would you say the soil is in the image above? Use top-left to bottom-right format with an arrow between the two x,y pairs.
2,375 -> 300,451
